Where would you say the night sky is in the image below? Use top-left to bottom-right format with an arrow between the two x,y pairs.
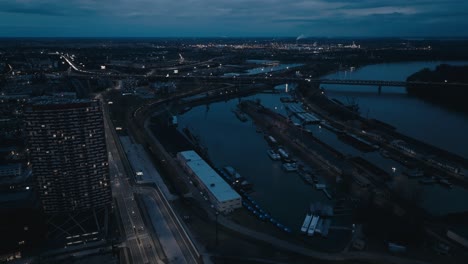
1,0 -> 467,37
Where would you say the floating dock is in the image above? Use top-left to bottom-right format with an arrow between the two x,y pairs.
307,216 -> 320,236
301,214 -> 313,233
296,112 -> 321,124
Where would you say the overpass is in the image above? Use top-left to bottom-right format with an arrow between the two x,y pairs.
62,55 -> 468,94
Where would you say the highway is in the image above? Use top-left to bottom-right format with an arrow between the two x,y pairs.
119,135 -> 199,264
101,90 -> 200,264
61,53 -> 468,89
103,100 -> 163,264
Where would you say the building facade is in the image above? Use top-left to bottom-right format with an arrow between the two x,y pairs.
24,98 -> 111,214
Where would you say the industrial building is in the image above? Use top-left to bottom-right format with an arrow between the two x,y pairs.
24,97 -> 112,214
177,150 -> 241,213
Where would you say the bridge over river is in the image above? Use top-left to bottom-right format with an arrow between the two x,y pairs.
62,55 -> 468,94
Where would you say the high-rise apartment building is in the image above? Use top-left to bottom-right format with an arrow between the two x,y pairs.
24,98 -> 111,214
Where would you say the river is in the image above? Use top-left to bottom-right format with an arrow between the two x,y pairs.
321,61 -> 468,159
175,61 -> 468,234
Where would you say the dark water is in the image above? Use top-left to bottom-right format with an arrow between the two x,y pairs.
176,62 -> 468,230
178,91 -> 329,231
322,61 -> 468,158
224,63 -> 303,76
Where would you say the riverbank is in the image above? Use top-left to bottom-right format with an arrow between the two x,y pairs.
321,61 -> 468,159
407,64 -> 468,113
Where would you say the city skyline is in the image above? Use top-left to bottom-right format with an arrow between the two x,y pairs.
1,0 -> 468,37
1,34 -> 468,262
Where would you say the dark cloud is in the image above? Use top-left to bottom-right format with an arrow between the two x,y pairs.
2,7 -> 65,16
0,0 -> 467,36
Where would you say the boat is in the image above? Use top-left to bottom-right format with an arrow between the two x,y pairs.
217,168 -> 233,182
223,166 -> 252,189
298,170 -> 314,185
419,177 -> 436,185
321,219 -> 331,237
307,216 -> 320,236
380,149 -> 391,158
300,214 -> 313,233
403,169 -> 424,178
267,149 -> 281,160
315,219 -> 324,235
266,135 -> 278,145
223,166 -> 243,180
277,148 -> 289,159
282,163 -> 298,172
239,179 -> 253,189
312,175 -> 319,183
315,183 -> 326,190
232,108 -> 248,122
438,178 -> 453,188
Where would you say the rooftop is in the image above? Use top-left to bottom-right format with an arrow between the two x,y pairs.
179,151 -> 241,203
29,96 -> 93,106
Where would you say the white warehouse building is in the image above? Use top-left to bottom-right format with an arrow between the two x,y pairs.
177,150 -> 242,213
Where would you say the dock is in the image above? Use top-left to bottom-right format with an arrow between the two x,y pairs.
300,214 -> 313,233
314,184 -> 332,199
307,216 -> 320,236
296,112 -> 321,124
285,103 -> 321,124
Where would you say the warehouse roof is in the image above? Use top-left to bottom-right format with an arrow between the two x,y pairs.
178,151 -> 241,203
